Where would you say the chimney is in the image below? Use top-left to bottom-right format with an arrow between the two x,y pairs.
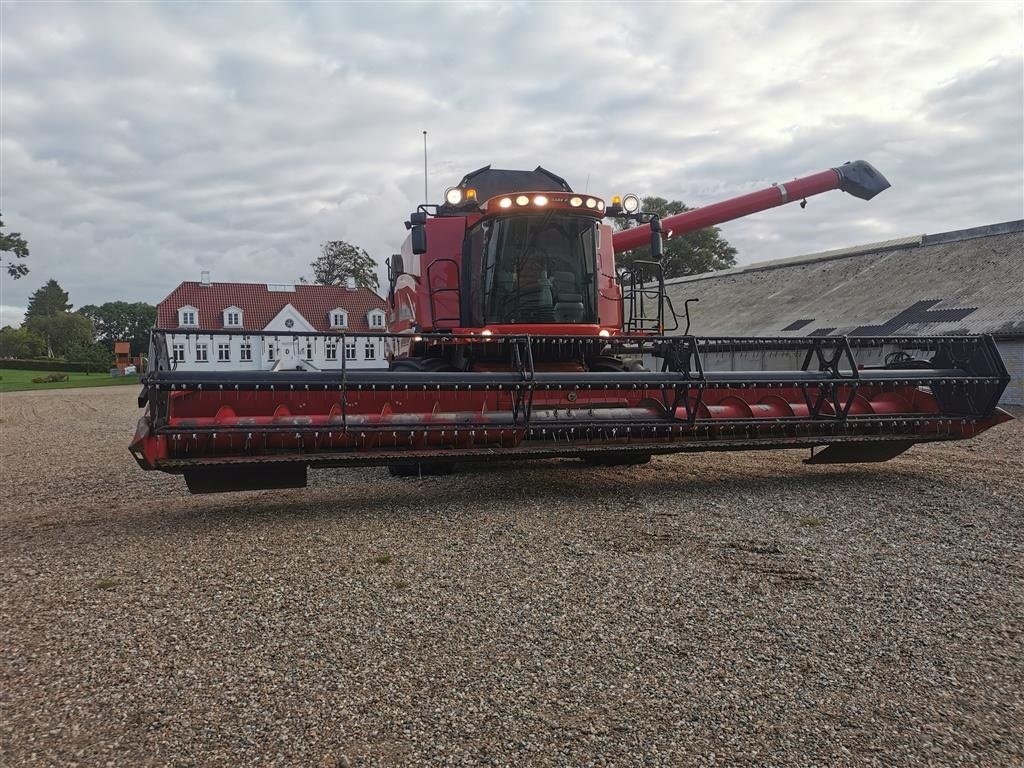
200,270 -> 211,286
345,276 -> 356,291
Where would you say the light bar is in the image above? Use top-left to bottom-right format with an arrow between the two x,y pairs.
480,192 -> 607,214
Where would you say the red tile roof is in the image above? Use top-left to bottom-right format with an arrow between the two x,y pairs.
156,282 -> 387,332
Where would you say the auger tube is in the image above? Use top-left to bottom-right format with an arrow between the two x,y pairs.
611,160 -> 891,253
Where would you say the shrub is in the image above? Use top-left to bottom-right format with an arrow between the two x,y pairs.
0,358 -> 109,373
67,341 -> 114,369
31,373 -> 69,383
0,326 -> 46,358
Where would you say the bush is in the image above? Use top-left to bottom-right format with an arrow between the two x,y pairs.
31,373 -> 69,383
0,358 -> 109,373
67,341 -> 114,369
0,326 -> 46,358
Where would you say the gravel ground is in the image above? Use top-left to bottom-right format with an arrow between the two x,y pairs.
1,387 -> 1022,767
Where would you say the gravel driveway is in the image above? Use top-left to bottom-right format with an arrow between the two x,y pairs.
2,387 -> 1022,767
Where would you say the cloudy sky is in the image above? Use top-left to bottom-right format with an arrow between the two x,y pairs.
1,1 -> 1021,326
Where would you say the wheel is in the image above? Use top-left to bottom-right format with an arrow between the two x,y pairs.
588,355 -> 628,373
387,461 -> 455,477
588,356 -> 649,373
420,357 -> 458,372
390,357 -> 458,372
580,452 -> 652,467
390,359 -> 422,372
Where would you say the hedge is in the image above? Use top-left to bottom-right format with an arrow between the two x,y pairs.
0,358 -> 111,374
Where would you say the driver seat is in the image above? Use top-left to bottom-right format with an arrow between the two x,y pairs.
552,270 -> 585,322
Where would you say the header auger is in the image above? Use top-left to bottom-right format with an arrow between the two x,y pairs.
131,160 -> 1011,493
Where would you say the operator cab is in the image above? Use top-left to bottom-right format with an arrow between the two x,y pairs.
464,210 -> 599,326
395,165 -> 653,337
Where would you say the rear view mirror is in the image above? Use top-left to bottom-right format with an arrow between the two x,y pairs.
387,254 -> 405,283
411,226 -> 427,255
408,211 -> 428,255
650,216 -> 664,260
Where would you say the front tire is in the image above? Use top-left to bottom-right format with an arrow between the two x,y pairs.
580,453 -> 652,467
388,461 -> 455,477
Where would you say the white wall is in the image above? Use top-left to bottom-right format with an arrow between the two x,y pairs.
996,339 -> 1023,406
165,333 -> 390,371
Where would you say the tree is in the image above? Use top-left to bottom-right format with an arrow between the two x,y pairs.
0,326 -> 46,358
24,278 -> 72,321
613,197 -> 737,278
67,341 -> 114,370
79,301 -> 156,355
25,312 -> 94,358
0,215 -> 30,279
306,241 -> 379,290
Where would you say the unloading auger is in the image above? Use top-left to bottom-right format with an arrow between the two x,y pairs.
131,161 -> 1012,492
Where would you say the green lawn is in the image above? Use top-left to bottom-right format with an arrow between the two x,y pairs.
0,368 -> 140,392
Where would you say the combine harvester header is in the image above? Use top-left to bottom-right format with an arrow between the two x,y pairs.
131,159 -> 1012,492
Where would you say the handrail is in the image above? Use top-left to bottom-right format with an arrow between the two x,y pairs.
426,257 -> 462,328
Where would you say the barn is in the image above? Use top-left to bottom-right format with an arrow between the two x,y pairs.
663,220 -> 1024,405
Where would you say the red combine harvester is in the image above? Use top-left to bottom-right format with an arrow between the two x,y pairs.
131,161 -> 1012,492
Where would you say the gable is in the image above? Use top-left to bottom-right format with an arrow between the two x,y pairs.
263,303 -> 317,333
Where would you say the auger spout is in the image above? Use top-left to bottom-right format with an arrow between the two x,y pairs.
611,160 -> 890,253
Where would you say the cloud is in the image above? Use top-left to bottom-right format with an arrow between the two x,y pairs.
0,0 -> 1020,318
0,305 -> 27,327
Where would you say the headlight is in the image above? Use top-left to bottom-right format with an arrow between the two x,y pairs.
516,195 -> 530,206
585,198 -> 597,209
481,329 -> 493,336
598,329 -> 611,338
596,199 -> 605,211
570,196 -> 583,207
445,187 -> 463,205
622,194 -> 641,213
499,197 -> 513,209
533,195 -> 548,206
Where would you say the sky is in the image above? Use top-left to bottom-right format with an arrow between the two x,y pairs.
1,1 -> 1022,326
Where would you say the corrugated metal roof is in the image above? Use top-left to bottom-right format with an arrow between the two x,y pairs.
664,220 -> 1024,338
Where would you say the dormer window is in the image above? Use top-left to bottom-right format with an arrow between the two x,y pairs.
368,311 -> 385,329
223,306 -> 243,328
178,306 -> 198,327
329,309 -> 348,328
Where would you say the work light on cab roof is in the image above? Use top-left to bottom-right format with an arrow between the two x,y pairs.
130,159 -> 1012,493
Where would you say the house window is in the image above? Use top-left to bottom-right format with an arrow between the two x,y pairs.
225,310 -> 241,327
369,313 -> 384,328
172,344 -> 185,362
180,310 -> 197,326
218,343 -> 231,362
364,340 -> 376,360
240,343 -> 252,362
304,341 -> 313,360
331,311 -> 347,328
267,344 -> 276,361
345,340 -> 357,360
326,342 -> 338,361
195,344 -> 209,363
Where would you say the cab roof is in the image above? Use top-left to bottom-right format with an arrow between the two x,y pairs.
451,166 -> 572,200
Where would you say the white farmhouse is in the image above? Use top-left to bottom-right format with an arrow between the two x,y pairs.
156,279 -> 389,371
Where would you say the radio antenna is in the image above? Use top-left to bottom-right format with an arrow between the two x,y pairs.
422,130 -> 428,204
